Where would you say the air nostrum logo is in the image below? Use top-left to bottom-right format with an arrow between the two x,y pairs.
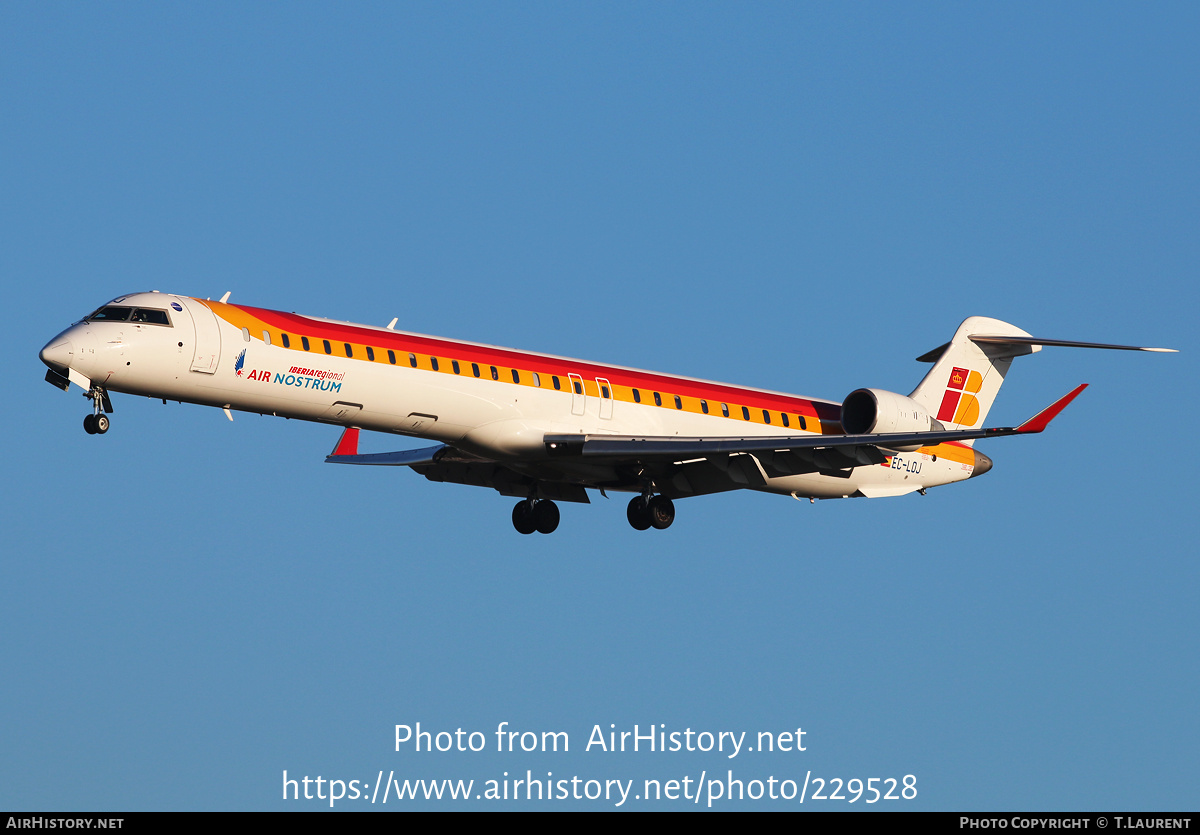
235,352 -> 345,392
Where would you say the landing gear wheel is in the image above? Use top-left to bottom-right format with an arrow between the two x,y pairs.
648,495 -> 675,530
533,500 -> 560,534
83,387 -> 112,435
627,496 -> 652,531
512,500 -> 537,535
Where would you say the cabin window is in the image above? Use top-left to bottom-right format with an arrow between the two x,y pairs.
653,392 -> 662,407
601,385 -> 610,398
573,380 -> 583,395
742,406 -> 750,420
763,410 -> 771,424
472,363 -> 481,378
633,389 -> 641,403
301,336 -> 310,351
388,349 -> 396,364
366,346 -> 375,361
511,369 -> 520,384
781,413 -> 789,427
701,400 -> 709,414
262,331 -> 272,346
490,366 -> 499,380
552,376 -> 561,390
430,357 -> 439,371
674,395 -> 682,409
799,415 -> 808,431
344,343 -> 353,358
242,328 -> 251,342
721,403 -> 729,417
533,372 -> 541,387
281,333 -> 291,349
452,360 -> 460,374
323,339 -> 332,354
409,353 -> 417,368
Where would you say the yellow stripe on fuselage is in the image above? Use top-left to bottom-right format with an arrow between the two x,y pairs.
201,299 -> 840,435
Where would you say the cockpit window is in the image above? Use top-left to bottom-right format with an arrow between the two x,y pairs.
131,308 -> 171,325
85,306 -> 172,326
88,306 -> 132,321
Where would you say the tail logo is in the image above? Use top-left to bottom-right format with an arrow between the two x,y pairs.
937,366 -> 983,426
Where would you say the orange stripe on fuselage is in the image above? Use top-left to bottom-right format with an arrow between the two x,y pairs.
879,443 -> 974,468
200,299 -> 843,431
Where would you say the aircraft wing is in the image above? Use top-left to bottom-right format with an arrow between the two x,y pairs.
322,386 -> 1083,502
323,427 -> 591,503
543,384 -> 1087,464
326,442 -> 448,467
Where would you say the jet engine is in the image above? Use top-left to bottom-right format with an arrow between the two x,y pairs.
840,388 -> 943,451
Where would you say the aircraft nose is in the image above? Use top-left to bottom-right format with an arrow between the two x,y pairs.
40,337 -> 74,371
970,449 -> 993,478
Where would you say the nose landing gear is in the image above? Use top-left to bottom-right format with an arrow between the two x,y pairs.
83,413 -> 110,435
82,387 -> 113,435
512,499 -> 560,535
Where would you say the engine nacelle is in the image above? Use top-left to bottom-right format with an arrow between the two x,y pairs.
840,388 -> 943,451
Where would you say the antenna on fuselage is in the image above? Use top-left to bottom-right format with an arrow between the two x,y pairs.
387,318 -> 398,330
219,291 -> 231,303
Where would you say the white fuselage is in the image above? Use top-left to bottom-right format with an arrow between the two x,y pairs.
41,292 -> 980,501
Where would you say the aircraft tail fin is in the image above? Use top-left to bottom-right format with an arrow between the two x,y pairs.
909,317 -> 1176,445
908,317 -> 1038,443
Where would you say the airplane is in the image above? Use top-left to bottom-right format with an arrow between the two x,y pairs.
39,291 -> 1175,534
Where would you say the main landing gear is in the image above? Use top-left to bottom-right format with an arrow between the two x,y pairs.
510,494 -> 675,533
512,499 -> 560,535
82,387 -> 113,435
627,494 -> 675,531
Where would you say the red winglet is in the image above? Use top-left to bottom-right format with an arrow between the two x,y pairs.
331,427 -> 360,456
1016,384 -> 1088,434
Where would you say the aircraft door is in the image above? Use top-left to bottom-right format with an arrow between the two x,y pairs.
178,298 -> 222,374
596,377 -> 613,420
568,373 -> 586,416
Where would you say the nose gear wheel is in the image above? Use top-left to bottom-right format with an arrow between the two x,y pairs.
82,387 -> 112,435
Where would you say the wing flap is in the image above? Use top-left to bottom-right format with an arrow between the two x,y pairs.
413,460 -> 591,503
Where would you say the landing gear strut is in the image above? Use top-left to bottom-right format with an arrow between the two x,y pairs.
512,499 -> 560,535
627,494 -> 674,530
82,387 -> 112,435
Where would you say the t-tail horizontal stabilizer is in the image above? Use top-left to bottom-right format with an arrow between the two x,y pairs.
917,334 -> 1177,362
969,336 -> 1177,353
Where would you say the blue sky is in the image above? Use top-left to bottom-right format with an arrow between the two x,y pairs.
2,3 -> 1195,810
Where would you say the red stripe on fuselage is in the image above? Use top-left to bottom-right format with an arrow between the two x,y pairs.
236,303 -> 843,423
